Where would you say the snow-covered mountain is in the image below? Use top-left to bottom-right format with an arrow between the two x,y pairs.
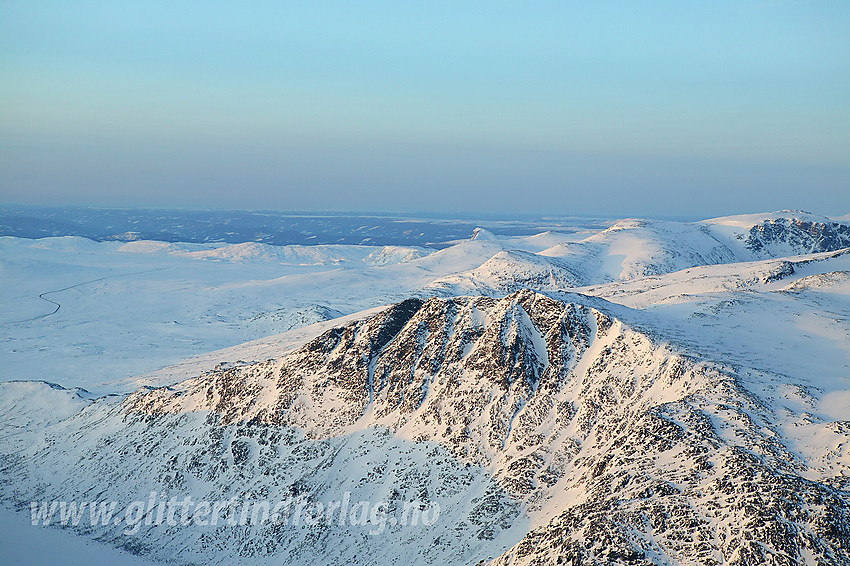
3,258 -> 849,564
4,210 -> 848,391
701,210 -> 850,260
2,210 -> 849,565
470,210 -> 850,287
419,211 -> 850,298
426,250 -> 581,295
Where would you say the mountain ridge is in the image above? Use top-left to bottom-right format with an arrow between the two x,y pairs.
3,286 -> 848,565
2,210 -> 849,565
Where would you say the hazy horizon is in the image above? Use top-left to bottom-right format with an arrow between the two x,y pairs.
2,1 -> 848,217
6,202 -> 848,225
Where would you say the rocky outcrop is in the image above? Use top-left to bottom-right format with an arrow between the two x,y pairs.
2,290 -> 848,565
745,217 -> 850,258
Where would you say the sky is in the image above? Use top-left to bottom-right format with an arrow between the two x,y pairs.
1,0 -> 848,217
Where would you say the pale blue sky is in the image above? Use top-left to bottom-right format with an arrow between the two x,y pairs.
1,1 -> 848,216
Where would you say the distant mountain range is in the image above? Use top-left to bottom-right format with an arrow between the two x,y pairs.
0,206 -> 612,247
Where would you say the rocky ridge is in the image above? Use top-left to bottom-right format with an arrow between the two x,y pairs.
3,289 -> 848,565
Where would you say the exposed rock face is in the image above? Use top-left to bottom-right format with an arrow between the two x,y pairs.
2,290 -> 849,565
745,218 -> 850,258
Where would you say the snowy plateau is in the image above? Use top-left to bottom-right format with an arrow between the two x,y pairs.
1,210 -> 849,565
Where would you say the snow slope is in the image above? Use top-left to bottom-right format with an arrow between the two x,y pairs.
0,237 -> 468,391
538,218 -> 739,283
4,211 -> 849,393
435,211 -> 850,291
2,208 -> 850,565
701,210 -> 850,259
2,284 -> 848,564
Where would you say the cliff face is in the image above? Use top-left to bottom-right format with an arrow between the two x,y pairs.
744,217 -> 850,258
4,289 -> 848,565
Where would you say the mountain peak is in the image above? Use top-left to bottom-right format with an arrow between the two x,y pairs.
471,227 -> 497,240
